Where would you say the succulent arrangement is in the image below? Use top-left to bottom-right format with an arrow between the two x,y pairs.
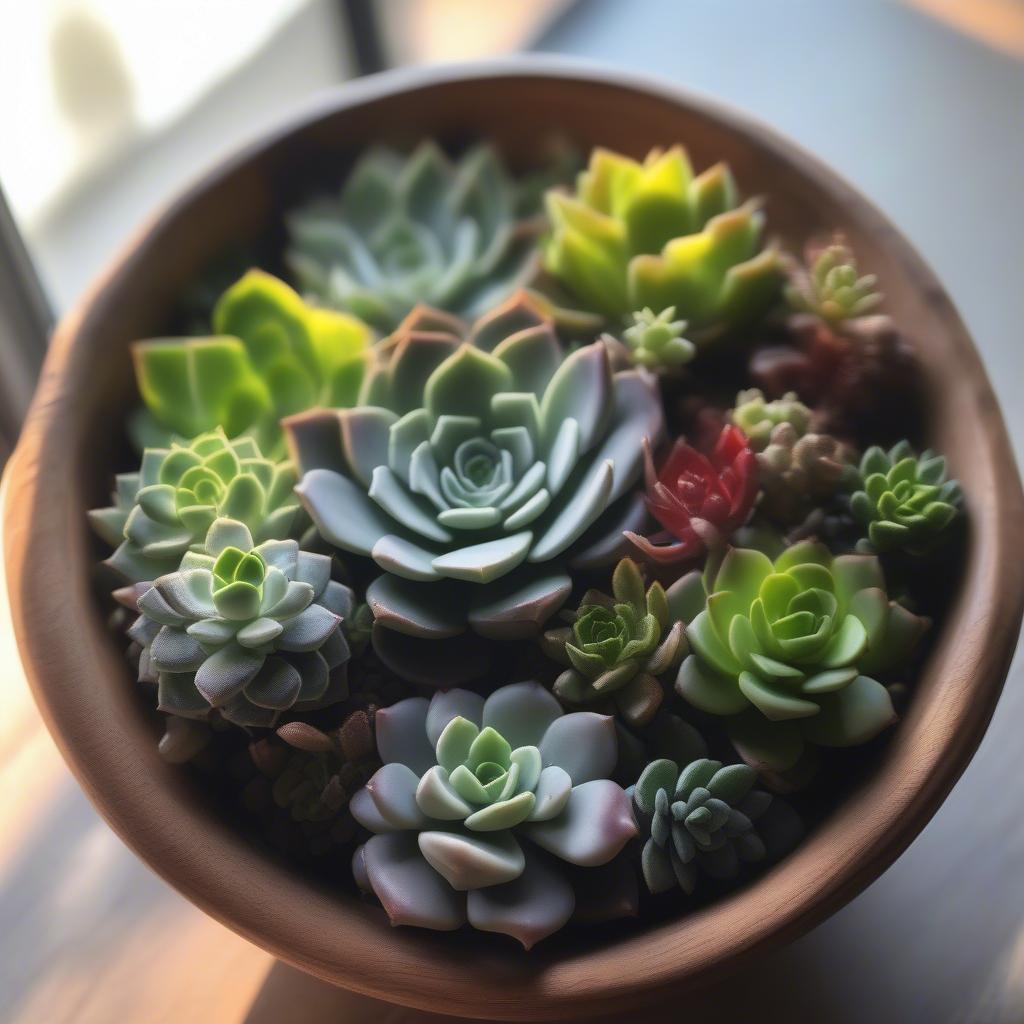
89,136 -> 963,948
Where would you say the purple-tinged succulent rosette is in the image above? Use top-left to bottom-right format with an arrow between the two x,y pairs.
350,682 -> 637,947
285,293 -> 663,677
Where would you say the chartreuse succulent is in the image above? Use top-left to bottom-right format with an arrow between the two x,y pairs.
129,517 -> 353,727
350,682 -> 636,947
542,557 -> 687,727
732,389 -> 811,452
622,307 -> 695,371
131,270 -> 372,456
285,142 -> 547,333
89,428 -> 302,583
285,292 -> 663,653
786,238 -> 881,323
544,146 -> 781,334
673,542 -> 928,775
850,442 -> 961,554
632,758 -> 772,894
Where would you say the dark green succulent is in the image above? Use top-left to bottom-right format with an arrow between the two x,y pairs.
631,757 -> 772,894
850,441 -> 961,554
542,557 -> 687,727
89,428 -> 302,583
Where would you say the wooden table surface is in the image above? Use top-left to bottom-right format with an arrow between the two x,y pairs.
3,2 -> 1024,1022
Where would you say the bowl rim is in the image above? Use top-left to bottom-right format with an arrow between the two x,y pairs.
6,56 -> 1024,1020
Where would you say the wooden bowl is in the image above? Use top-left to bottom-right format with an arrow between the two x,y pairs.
6,60 -> 1024,1020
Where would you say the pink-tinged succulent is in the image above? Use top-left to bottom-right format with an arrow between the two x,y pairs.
626,426 -> 759,566
350,682 -> 637,948
285,293 -> 663,680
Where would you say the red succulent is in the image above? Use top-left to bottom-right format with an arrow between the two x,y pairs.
625,426 -> 759,565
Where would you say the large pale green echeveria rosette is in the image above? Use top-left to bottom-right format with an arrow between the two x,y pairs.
350,682 -> 636,948
129,517 -> 353,728
285,142 -> 547,333
285,293 -> 664,646
88,428 -> 302,583
131,271 -> 372,457
850,441 -> 961,555
673,541 -> 928,776
543,146 -> 781,336
542,557 -> 688,728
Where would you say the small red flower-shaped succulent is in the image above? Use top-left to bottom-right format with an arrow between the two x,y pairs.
625,426 -> 759,565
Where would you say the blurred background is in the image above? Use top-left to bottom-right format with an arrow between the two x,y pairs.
1,1 -> 1022,1021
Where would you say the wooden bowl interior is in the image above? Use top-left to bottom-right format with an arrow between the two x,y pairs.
6,66 -> 1023,1020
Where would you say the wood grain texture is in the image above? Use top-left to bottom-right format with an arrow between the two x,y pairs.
4,61 -> 1024,1021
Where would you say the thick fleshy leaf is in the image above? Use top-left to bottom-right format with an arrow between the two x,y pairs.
367,762 -> 431,830
465,791 -> 536,831
525,780 -> 636,866
641,837 -> 678,894
528,766 -> 572,821
468,569 -> 572,640
366,574 -> 466,639
362,833 -> 467,930
436,716 -> 480,774
431,531 -> 533,584
277,604 -> 341,652
243,657 -> 302,710
633,758 -> 679,815
801,675 -> 897,747
539,712 -> 617,785
296,468 -> 396,556
349,787 -> 398,834
482,681 -> 563,749
426,689 -> 485,745
193,643 -> 264,706
415,766 -> 473,820
418,830 -> 525,890
467,851 -> 574,949
375,696 -> 435,775
675,655 -> 748,716
149,627 -> 206,673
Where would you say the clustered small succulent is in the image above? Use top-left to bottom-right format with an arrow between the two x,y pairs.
89,137 -> 962,948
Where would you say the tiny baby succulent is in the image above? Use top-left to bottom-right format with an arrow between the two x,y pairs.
285,142 -> 546,333
132,271 -> 372,456
350,682 -> 636,947
673,542 -> 928,775
850,442 -> 961,555
731,388 -> 811,452
89,428 -> 302,583
785,237 -> 882,324
541,557 -> 687,727
544,146 -> 781,334
757,422 -> 858,527
622,306 -> 695,372
129,517 -> 353,728
631,757 -> 772,894
625,426 -> 758,566
285,292 -> 663,650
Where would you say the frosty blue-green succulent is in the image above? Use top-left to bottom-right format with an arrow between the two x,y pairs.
89,428 -> 302,583
129,517 -> 353,728
285,293 -> 663,643
632,757 -> 772,894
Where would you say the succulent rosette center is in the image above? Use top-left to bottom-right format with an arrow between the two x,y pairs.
286,294 -> 664,646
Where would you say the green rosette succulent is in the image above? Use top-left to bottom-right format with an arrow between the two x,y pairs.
785,238 -> 882,324
631,758 -> 772,894
88,428 -> 302,583
285,292 -> 663,658
673,542 -> 929,775
542,557 -> 688,727
850,441 -> 961,555
131,270 -> 372,456
622,306 -> 695,371
285,142 -> 546,333
350,682 -> 636,947
543,146 -> 781,335
128,517 -> 353,728
732,388 -> 811,452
